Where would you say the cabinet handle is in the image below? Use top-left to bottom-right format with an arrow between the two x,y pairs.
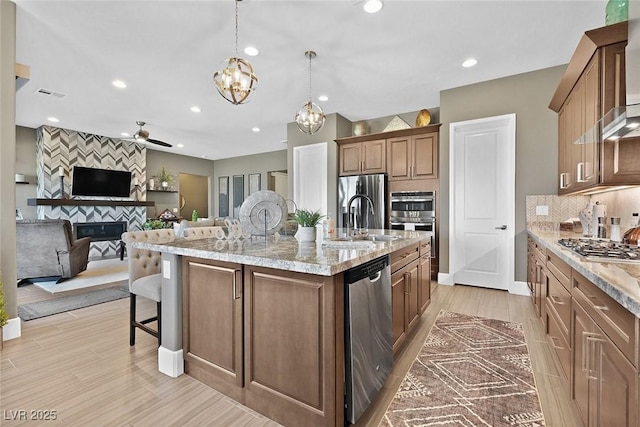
404,272 -> 411,294
559,173 -> 568,189
232,271 -> 240,300
550,295 -> 564,305
583,292 -> 608,310
586,334 -> 604,380
577,162 -> 587,182
549,335 -> 563,350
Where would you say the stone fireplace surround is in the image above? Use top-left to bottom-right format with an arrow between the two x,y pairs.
36,126 -> 147,259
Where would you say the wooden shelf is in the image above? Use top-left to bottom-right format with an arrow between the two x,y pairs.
148,189 -> 178,193
27,198 -> 154,207
335,123 -> 441,145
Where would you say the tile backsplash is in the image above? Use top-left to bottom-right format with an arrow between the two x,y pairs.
526,194 -> 589,230
527,187 -> 640,232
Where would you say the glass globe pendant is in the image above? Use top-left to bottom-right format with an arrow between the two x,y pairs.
296,101 -> 325,135
213,0 -> 257,105
295,51 -> 325,135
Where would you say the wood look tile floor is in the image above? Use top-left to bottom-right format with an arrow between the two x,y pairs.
2,282 -> 581,426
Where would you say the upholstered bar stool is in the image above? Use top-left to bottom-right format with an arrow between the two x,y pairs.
121,229 -> 175,346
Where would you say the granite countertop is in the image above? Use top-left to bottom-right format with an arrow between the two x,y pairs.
132,228 -> 429,276
528,228 -> 640,317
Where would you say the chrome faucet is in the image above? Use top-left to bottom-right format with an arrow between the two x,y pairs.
346,194 -> 375,237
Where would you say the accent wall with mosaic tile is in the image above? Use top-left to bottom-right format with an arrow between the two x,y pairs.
526,194 -> 589,230
36,126 -> 147,259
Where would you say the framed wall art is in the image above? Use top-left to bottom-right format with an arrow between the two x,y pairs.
218,176 -> 229,217
233,175 -> 244,218
249,173 -> 261,195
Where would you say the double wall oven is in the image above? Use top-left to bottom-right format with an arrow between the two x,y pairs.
389,191 -> 435,255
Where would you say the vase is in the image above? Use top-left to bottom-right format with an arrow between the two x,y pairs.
605,0 -> 628,25
161,181 -> 169,189
295,226 -> 316,242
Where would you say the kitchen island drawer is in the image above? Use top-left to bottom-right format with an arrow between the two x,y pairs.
572,269 -> 638,367
546,271 -> 571,336
391,242 -> 419,273
546,250 -> 570,291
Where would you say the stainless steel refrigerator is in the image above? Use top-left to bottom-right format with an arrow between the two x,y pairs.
338,173 -> 387,231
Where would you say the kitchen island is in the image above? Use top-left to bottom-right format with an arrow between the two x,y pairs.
132,229 -> 429,427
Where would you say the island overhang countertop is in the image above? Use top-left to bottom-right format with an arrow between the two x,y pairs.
132,228 -> 430,276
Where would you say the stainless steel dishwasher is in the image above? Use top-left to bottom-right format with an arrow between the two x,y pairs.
344,255 -> 392,424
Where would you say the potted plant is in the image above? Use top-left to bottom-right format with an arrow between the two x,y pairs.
293,208 -> 324,242
159,167 -> 174,190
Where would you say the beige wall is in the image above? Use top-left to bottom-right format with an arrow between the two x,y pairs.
286,113 -> 351,218
439,65 -> 564,282
15,126 -> 38,219
213,150 -> 287,217
146,149 -> 214,219
1,1 -> 17,321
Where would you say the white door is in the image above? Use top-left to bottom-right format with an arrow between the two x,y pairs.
449,114 -> 515,290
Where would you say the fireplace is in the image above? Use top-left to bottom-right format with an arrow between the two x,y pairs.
74,221 -> 127,259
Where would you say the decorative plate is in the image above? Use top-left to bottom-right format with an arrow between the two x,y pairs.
238,190 -> 288,236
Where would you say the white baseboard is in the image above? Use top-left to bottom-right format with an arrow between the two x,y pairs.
158,346 -> 184,378
509,281 -> 530,296
2,317 -> 22,341
437,272 -> 454,286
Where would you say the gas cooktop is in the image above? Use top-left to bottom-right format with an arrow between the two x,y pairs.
557,238 -> 640,263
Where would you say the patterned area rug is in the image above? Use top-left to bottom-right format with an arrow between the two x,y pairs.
381,310 -> 545,427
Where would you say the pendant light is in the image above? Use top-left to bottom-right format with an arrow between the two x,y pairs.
295,50 -> 325,135
213,0 -> 258,105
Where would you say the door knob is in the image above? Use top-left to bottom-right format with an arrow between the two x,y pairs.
495,225 -> 507,230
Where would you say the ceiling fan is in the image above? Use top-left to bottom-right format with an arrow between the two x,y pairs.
130,121 -> 172,147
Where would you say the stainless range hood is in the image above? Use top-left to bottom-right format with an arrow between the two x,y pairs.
602,2 -> 640,140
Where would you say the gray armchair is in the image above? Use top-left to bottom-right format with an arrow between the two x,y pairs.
16,219 -> 91,283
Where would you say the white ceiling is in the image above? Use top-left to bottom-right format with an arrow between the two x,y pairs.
15,0 -> 607,161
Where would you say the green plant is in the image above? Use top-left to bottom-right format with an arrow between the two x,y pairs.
159,167 -> 174,184
293,208 -> 324,227
0,272 -> 8,328
143,219 -> 172,230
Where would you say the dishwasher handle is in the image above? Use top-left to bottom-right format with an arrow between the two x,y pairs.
369,271 -> 382,283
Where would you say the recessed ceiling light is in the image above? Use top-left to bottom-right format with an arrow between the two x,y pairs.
201,155 -> 207,158
47,117 -> 59,123
244,46 -> 259,56
121,132 -> 130,137
177,143 -> 184,148
462,58 -> 478,68
318,95 -> 329,102
626,122 -> 639,129
190,106 -> 201,113
252,127 -> 260,132
364,0 -> 383,13
112,80 -> 127,88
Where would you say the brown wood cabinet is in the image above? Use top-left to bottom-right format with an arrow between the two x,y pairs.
182,257 -> 244,401
338,139 -> 386,176
244,266 -> 343,427
527,237 -> 640,427
387,132 -> 438,181
551,22 -> 640,194
571,298 -> 637,427
390,242 -> 420,353
418,240 -> 431,314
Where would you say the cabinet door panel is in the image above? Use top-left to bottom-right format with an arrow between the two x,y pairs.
339,143 -> 363,176
412,133 -> 438,179
362,139 -> 386,173
387,136 -> 411,181
391,268 -> 407,352
572,301 -> 593,427
405,261 -> 420,331
418,254 -> 431,314
595,332 -> 637,427
582,55 -> 599,186
601,137 -> 640,183
183,258 -> 243,399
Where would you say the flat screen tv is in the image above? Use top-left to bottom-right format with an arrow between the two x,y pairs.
71,166 -> 132,198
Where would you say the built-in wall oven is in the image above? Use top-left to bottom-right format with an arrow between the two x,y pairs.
389,191 -> 435,255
